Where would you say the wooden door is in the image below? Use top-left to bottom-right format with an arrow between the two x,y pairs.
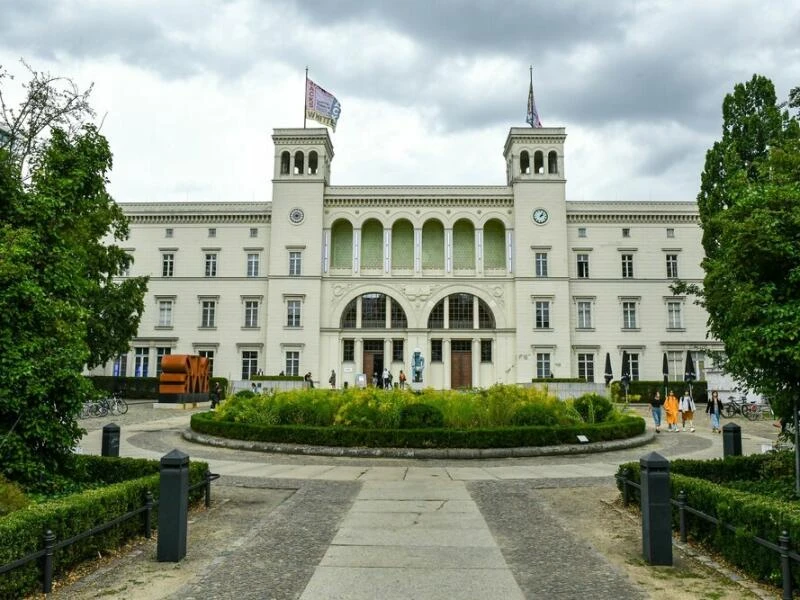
363,352 -> 375,385
450,341 -> 472,389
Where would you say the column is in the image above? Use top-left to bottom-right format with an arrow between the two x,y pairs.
475,228 -> 483,276
472,338 -> 481,388
414,228 -> 422,274
353,228 -> 361,274
355,338 -> 364,378
445,228 -> 453,273
384,227 -> 392,274
443,339 -> 451,390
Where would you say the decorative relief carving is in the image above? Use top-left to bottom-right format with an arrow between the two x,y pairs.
400,284 -> 443,308
489,285 -> 505,306
332,283 -> 352,298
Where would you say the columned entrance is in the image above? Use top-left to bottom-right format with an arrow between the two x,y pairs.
450,340 -> 472,389
363,340 -> 384,386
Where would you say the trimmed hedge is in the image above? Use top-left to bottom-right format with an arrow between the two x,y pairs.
87,376 -> 160,400
251,375 -> 304,381
0,456 -> 208,599
191,410 -> 645,449
611,380 -> 709,404
616,452 -> 800,589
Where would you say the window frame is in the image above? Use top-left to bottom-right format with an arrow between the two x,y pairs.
157,299 -> 173,327
286,299 -> 302,328
534,300 -> 551,329
205,252 -> 218,277
576,299 -> 593,329
535,252 -> 548,277
431,339 -> 443,362
622,300 -> 638,330
285,351 -> 300,376
244,299 -> 259,328
241,350 -> 258,380
200,300 -> 217,328
480,339 -> 493,363
162,253 -> 175,277
666,254 -> 679,279
246,253 -> 260,278
288,251 -> 302,276
621,253 -> 634,279
536,352 -> 551,379
577,353 -> 595,381
576,253 -> 589,278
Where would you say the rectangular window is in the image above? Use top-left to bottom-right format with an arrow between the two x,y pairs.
162,253 -> 174,277
112,354 -> 127,377
578,227 -> 587,238
392,339 -> 404,362
247,253 -> 260,277
201,300 -> 216,328
666,228 -> 675,238
155,347 -> 171,377
205,252 -> 218,277
666,254 -> 679,278
249,227 -> 258,238
578,353 -> 594,381
198,350 -> 215,376
577,253 -> 589,278
241,350 -> 258,380
134,347 -> 149,377
622,301 -> 637,329
629,352 -> 640,381
287,300 -> 301,327
622,228 -> 630,238
158,299 -> 173,327
535,300 -> 550,329
668,350 -> 682,380
343,339 -> 355,362
621,254 -> 634,278
285,351 -> 299,376
208,227 -> 216,238
536,353 -> 551,379
431,339 -> 443,362
165,228 -> 173,238
577,300 -> 592,329
667,301 -> 683,329
535,252 -> 548,277
288,251 -> 302,276
244,300 -> 259,328
480,340 -> 492,362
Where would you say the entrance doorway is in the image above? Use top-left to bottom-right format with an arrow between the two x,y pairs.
363,340 -> 384,386
450,340 -> 472,389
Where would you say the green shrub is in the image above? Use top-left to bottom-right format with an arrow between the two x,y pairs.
511,403 -> 559,426
0,476 -> 30,516
234,389 -> 257,400
398,403 -> 444,429
572,394 -> 614,423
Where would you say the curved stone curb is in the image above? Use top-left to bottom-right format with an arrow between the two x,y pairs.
182,428 -> 655,459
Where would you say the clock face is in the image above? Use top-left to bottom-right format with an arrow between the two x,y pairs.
289,208 -> 305,224
532,208 -> 549,224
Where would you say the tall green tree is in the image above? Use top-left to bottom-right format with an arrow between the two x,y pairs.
688,75 -> 800,417
0,66 -> 148,487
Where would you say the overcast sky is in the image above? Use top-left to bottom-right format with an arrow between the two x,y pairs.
1,0 -> 798,204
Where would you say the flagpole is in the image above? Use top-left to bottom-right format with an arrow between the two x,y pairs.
304,67 -> 308,129
529,65 -> 533,129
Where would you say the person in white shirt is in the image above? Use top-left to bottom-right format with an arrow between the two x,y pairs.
679,390 -> 696,432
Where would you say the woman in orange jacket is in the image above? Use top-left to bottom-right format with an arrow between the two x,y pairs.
664,390 -> 680,432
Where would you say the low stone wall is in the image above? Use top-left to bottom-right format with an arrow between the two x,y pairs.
524,381 -> 608,400
231,380 -> 306,393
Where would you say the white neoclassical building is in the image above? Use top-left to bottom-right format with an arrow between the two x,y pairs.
94,125 -> 717,388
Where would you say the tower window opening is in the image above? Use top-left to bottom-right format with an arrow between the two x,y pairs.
534,150 -> 544,174
308,151 -> 319,175
293,151 -> 305,175
280,151 -> 290,175
548,151 -> 558,174
520,150 -> 530,175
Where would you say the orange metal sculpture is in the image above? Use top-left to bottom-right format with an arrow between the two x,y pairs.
158,354 -> 209,403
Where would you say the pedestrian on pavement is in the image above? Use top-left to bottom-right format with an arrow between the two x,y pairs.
382,367 -> 390,390
304,372 -> 314,388
679,389 -> 696,432
329,369 -> 336,389
664,389 -> 680,432
398,370 -> 407,389
650,390 -> 664,433
211,381 -> 222,409
706,390 -> 723,433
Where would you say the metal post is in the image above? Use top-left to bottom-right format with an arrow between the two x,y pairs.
640,451 -> 672,565
779,530 -> 793,600
101,423 -> 120,457
722,422 -> 742,457
157,449 -> 190,562
42,529 -> 55,594
204,469 -> 212,508
621,468 -> 631,507
677,489 -> 688,543
144,490 -> 154,539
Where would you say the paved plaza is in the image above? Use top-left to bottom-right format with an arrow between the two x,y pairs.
56,403 -> 783,599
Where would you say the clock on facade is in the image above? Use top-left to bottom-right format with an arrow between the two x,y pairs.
532,208 -> 549,224
289,208 -> 305,224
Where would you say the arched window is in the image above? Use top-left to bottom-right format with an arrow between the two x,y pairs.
520,150 -> 530,175
452,219 -> 475,270
449,293 -> 474,329
280,151 -> 290,175
361,293 -> 386,328
361,219 -> 383,269
534,150 -> 544,174
548,150 -> 558,174
421,219 -> 444,270
428,300 -> 444,328
426,294 -> 496,329
293,151 -> 305,175
483,219 -> 506,270
339,293 -> 408,329
391,219 -> 414,269
340,298 -> 357,328
331,219 -> 353,269
308,151 -> 319,175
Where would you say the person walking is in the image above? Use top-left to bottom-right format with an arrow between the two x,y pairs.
328,369 -> 336,389
650,390 -> 664,433
680,389 -> 696,432
211,381 -> 222,409
382,367 -> 390,390
664,389 -> 680,432
706,390 -> 723,433
398,370 -> 407,389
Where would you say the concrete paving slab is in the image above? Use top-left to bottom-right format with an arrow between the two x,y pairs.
318,466 -> 370,481
353,466 -> 408,480
446,467 -> 497,480
351,499 -> 480,514
356,481 -> 471,500
299,566 -> 525,600
403,466 -> 452,480
319,545 -> 508,569
338,511 -> 488,530
331,525 -> 497,547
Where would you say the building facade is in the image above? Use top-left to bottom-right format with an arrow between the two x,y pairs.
94,126 -> 718,388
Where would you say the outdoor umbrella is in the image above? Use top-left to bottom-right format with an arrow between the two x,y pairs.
662,352 -> 669,398
684,351 -> 696,397
604,352 -> 613,386
620,351 -> 630,402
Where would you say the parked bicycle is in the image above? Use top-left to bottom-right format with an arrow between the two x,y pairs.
722,395 -> 772,421
80,400 -> 108,418
98,392 -> 129,416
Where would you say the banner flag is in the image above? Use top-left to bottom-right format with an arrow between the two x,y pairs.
526,77 -> 542,128
305,78 -> 342,131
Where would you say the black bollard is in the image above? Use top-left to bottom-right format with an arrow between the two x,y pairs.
101,423 -> 120,457
157,449 -> 189,562
722,422 -> 742,457
640,451 -> 673,565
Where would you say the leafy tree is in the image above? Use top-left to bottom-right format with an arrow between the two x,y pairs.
682,75 -> 800,419
0,65 -> 148,487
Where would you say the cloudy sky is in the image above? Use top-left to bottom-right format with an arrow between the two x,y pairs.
1,0 -> 798,204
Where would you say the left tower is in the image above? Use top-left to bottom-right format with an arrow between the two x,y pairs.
265,128 -> 334,379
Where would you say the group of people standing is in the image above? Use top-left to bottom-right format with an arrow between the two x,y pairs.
650,389 -> 698,433
371,368 -> 407,389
